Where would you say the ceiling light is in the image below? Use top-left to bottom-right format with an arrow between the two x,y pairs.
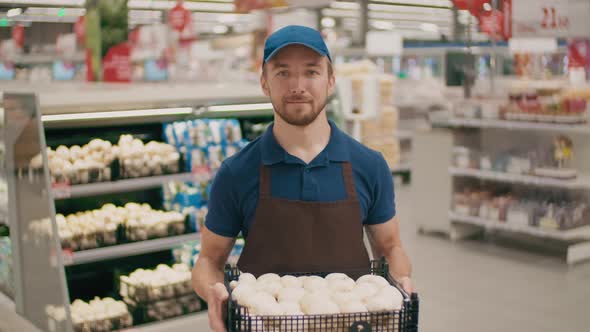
371,20 -> 395,30
330,1 -> 359,10
0,0 -> 84,5
420,22 -> 439,32
212,25 -> 229,34
128,0 -> 234,12
321,17 -> 336,28
7,8 -> 22,17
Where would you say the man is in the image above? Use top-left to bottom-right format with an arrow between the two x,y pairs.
192,25 -> 413,332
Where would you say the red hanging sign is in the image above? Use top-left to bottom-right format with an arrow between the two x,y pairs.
167,1 -> 192,32
568,39 -> 590,70
102,42 -> 132,82
479,9 -> 507,40
74,16 -> 86,44
11,24 -> 24,49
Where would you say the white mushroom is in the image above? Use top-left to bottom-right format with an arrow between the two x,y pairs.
280,275 -> 302,289
277,287 -> 305,303
303,276 -> 328,292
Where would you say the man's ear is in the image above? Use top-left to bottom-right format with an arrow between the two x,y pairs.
327,72 -> 336,97
260,69 -> 270,97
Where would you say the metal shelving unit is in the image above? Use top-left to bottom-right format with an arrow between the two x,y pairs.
449,167 -> 590,190
63,233 -> 200,267
449,212 -> 590,241
53,173 -> 195,200
415,104 -> 590,265
432,117 -> 590,134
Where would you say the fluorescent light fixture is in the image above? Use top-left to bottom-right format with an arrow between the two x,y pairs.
371,20 -> 395,30
330,1 -> 359,10
321,17 -> 336,28
372,0 -> 452,7
7,8 -> 23,17
25,7 -> 85,16
0,0 -> 85,5
207,103 -> 273,112
420,23 -> 439,32
212,25 -> 228,34
483,2 -> 492,11
41,107 -> 194,123
128,0 -> 234,12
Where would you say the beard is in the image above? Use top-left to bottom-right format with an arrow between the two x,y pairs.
273,95 -> 328,127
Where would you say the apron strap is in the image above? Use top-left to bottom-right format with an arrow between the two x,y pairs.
259,166 -> 271,198
342,162 -> 357,200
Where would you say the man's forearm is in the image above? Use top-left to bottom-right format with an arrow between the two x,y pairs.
384,245 -> 412,281
192,256 -> 225,303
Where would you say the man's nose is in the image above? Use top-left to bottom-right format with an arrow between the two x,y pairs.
289,75 -> 305,94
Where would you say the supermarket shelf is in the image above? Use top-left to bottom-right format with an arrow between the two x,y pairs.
394,129 -> 413,141
12,53 -> 86,65
449,212 -> 590,241
63,233 -> 200,266
392,162 -> 412,173
130,311 -> 209,332
53,173 -> 194,200
449,167 -> 590,190
432,117 -> 590,134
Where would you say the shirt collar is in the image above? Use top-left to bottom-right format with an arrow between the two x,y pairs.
260,120 -> 350,166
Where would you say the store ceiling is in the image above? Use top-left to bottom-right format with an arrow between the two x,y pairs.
0,0 -> 487,40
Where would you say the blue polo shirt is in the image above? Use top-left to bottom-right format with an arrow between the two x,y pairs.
205,120 -> 396,238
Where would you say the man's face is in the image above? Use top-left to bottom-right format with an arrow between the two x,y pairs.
261,45 -> 335,127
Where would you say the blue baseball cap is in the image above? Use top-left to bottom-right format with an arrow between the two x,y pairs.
263,25 -> 332,64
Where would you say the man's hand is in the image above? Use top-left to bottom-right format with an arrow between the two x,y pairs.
208,283 -> 229,332
396,276 -> 414,295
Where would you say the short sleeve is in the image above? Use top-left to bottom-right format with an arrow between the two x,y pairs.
364,153 -> 396,225
204,162 -> 242,237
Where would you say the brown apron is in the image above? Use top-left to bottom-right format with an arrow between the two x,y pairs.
237,162 -> 371,277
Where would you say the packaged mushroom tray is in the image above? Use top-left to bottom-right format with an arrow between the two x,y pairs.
29,135 -> 182,185
46,297 -> 133,332
225,260 -> 419,332
57,203 -> 187,251
120,264 -> 204,323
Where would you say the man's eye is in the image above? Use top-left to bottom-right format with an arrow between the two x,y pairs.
277,71 -> 288,77
308,70 -> 319,75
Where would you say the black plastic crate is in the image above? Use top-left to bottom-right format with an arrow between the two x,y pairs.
125,293 -> 206,324
225,258 -> 419,332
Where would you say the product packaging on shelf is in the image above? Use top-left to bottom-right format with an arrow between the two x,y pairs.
51,203 -> 188,252
452,186 -> 590,231
163,118 -> 248,174
119,264 -> 205,324
29,136 -> 183,187
47,297 -> 133,332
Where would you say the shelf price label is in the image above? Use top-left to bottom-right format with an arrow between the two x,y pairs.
51,182 -> 71,199
61,249 -> 74,265
511,0 -> 590,38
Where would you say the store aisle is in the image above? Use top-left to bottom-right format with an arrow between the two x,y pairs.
2,184 -> 589,332
395,184 -> 590,332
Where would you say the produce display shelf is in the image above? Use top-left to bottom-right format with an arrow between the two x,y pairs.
449,167 -> 590,190
392,162 -> 412,173
449,212 -> 590,241
432,117 -> 590,134
395,129 -> 414,141
53,173 -> 195,200
63,233 -> 201,266
127,311 -> 209,332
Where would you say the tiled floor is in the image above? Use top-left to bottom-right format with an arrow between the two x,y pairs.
2,184 -> 589,332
